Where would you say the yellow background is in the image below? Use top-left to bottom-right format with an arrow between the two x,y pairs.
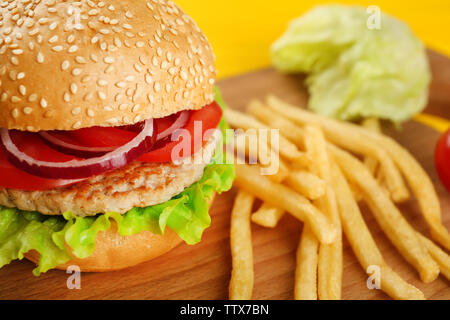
177,0 -> 450,79
176,1 -> 450,131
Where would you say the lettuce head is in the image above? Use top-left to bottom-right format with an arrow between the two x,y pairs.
272,5 -> 431,123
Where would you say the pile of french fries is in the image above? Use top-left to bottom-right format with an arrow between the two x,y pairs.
227,95 -> 450,300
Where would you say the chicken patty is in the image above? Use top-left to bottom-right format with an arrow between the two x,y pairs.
0,135 -> 219,217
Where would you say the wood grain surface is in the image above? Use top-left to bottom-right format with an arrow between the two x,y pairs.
0,51 -> 449,300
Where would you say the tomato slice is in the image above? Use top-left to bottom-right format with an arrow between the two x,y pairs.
435,129 -> 450,192
0,102 -> 223,190
66,127 -> 137,148
0,132 -> 80,191
138,102 -> 223,163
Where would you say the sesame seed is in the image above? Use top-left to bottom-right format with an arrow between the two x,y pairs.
49,22 -> 58,30
91,36 -> 99,44
87,109 -> 95,117
72,107 -> 81,115
97,79 -> 108,86
48,35 -> 58,43
37,52 -> 44,63
23,106 -> 32,114
64,92 -> 70,102
9,71 -> 17,80
132,104 -> 140,112
11,108 -> 19,118
67,34 -> 75,43
52,45 -> 63,52
145,74 -> 152,84
115,81 -> 126,88
104,65 -> 114,73
90,54 -> 98,62
119,103 -> 128,111
104,56 -> 115,64
75,56 -> 87,64
98,91 -> 106,100
68,45 -> 78,53
12,49 -> 23,55
70,83 -> 78,94
10,56 -> 19,65
133,63 -> 142,72
84,92 -> 93,101
0,93 -> 7,102
40,98 -> 48,108
19,85 -> 26,96
169,67 -> 177,75
72,68 -> 82,76
73,121 -> 82,129
139,56 -> 147,65
28,94 -> 38,102
61,60 -> 70,70
125,11 -> 133,18
17,72 -> 25,79
153,82 -> 160,92
125,75 -> 135,82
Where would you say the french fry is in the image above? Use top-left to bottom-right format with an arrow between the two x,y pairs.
295,225 -> 319,300
266,95 -> 450,251
225,108 -> 310,167
330,163 -> 425,300
361,130 -> 450,251
247,99 -> 306,149
234,131 -> 289,183
362,118 -> 381,176
229,190 -> 255,300
266,95 -> 410,203
251,203 -> 285,228
285,170 -> 326,200
305,125 -> 342,300
330,145 -> 440,283
417,233 -> 450,281
235,164 -> 338,244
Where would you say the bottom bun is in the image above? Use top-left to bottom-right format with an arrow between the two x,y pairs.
25,193 -> 215,272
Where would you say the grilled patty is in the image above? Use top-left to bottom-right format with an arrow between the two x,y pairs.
0,136 -> 219,217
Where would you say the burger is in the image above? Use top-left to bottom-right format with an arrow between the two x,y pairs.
0,0 -> 234,275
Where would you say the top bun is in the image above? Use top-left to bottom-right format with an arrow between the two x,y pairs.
0,0 -> 217,131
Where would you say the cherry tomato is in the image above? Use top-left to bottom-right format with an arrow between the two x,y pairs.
435,129 -> 450,192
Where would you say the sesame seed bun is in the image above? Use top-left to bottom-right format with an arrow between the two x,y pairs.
0,0 -> 217,132
24,192 -> 215,272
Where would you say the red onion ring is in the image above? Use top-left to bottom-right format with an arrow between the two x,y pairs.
39,131 -> 116,158
157,111 -> 189,141
0,119 -> 155,179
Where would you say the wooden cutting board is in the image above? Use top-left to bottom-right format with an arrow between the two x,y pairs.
0,51 -> 449,300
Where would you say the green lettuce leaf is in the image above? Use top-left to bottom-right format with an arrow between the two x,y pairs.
0,161 -> 234,276
271,5 -> 431,123
0,88 -> 235,275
